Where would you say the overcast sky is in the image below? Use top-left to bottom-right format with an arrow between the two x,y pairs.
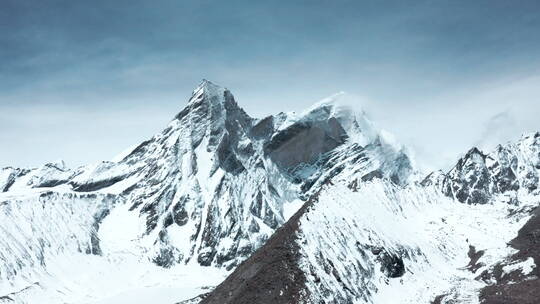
1,0 -> 540,171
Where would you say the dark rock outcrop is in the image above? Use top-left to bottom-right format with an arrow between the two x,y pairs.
479,207 -> 540,304
200,201 -> 311,304
264,118 -> 347,170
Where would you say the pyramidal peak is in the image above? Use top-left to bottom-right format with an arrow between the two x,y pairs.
177,80 -> 251,128
188,79 -> 226,104
183,79 -> 227,115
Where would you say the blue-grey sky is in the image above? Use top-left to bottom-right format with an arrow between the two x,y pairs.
1,0 -> 540,171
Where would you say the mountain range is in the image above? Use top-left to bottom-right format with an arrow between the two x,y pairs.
1,80 -> 539,304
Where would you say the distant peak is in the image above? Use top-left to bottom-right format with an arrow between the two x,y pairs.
44,159 -> 67,171
453,147 -> 487,169
466,147 -> 485,157
520,131 -> 540,142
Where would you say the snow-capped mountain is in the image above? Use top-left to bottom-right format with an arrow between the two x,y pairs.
201,132 -> 540,304
436,132 -> 540,205
1,80 -> 539,304
0,80 -> 405,303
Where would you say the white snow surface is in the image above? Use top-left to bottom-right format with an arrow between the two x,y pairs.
297,177 -> 536,304
0,188 -> 228,304
502,257 -> 536,277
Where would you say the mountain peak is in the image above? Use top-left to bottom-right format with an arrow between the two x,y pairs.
464,146 -> 486,159
188,79 -> 227,106
6,81 -> 540,304
175,80 -> 251,127
198,78 -> 222,92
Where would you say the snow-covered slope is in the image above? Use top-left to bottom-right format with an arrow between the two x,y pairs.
0,190 -> 113,282
201,132 -> 540,304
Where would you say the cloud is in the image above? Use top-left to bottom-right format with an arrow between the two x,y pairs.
475,111 -> 519,150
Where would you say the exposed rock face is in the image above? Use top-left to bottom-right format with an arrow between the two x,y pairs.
0,167 -> 25,192
264,115 -> 347,169
0,161 -> 72,192
442,147 -> 493,204
201,199 -> 310,304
